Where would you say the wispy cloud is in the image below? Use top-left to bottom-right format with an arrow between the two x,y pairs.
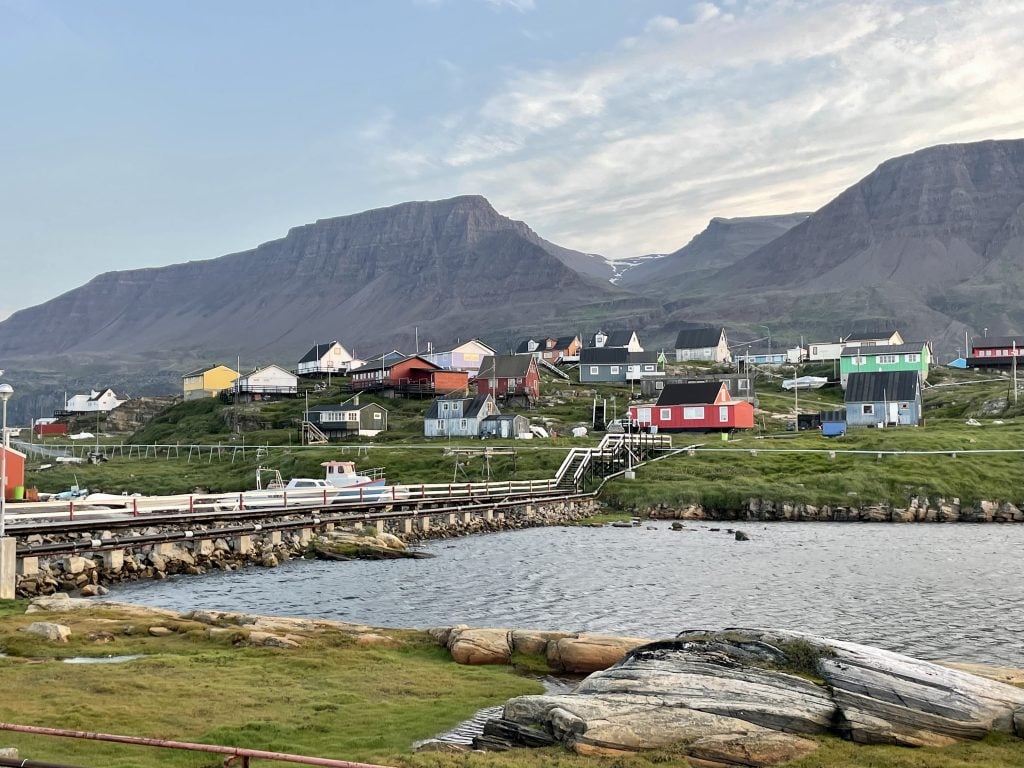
372,0 -> 1024,258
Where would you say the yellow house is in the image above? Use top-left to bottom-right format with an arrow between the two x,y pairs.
182,364 -> 239,401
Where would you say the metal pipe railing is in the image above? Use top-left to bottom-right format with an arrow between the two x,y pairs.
0,722 -> 395,768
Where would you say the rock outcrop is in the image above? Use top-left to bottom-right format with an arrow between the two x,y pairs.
483,629 -> 1024,766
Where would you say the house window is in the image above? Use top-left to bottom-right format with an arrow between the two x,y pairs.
643,365 -> 654,371
905,353 -> 920,363
589,366 -> 599,375
719,406 -> 728,422
436,420 -> 445,430
373,412 -> 382,420
853,356 -> 866,366
862,404 -> 874,415
899,402 -> 909,410
610,366 -> 620,374
660,408 -> 672,420
655,381 -> 664,390
460,419 -> 468,428
811,346 -> 818,355
878,354 -> 898,364
738,380 -> 749,391
442,403 -> 449,411
346,411 -> 358,421
683,406 -> 705,420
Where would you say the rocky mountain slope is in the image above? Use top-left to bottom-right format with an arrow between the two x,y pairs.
617,213 -> 808,288
669,139 -> 1024,348
0,196 -> 639,366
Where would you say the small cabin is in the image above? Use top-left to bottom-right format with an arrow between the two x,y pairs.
629,382 -> 754,432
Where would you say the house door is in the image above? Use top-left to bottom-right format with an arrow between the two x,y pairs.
888,402 -> 898,425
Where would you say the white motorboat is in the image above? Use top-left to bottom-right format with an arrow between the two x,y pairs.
781,376 -> 829,391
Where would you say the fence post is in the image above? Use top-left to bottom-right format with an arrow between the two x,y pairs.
133,498 -> 138,517
69,501 -> 74,521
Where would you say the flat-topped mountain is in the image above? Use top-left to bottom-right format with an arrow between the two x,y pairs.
0,196 -> 633,364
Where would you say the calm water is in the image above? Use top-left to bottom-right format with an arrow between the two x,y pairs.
103,522 -> 1024,666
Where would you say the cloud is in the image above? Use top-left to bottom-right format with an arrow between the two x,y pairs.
371,0 -> 1024,258
484,0 -> 535,11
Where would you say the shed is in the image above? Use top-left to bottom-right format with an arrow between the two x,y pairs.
820,409 -> 847,437
1,445 -> 26,501
480,414 -> 530,439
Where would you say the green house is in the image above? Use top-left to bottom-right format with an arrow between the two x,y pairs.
839,342 -> 931,388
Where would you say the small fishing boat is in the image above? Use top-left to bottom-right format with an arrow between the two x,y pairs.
781,376 -> 829,391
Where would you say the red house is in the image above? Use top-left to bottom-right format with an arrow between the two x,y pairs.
967,335 -> 1024,370
350,354 -> 468,397
629,382 -> 754,432
474,355 -> 540,404
1,445 -> 26,501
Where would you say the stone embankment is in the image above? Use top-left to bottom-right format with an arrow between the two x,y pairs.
430,626 -> 1024,767
14,498 -> 599,598
646,496 -> 1024,523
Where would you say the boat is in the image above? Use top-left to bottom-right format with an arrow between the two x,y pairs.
219,462 -> 399,510
781,376 -> 829,391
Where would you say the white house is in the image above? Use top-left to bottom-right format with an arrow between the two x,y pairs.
296,341 -> 360,376
232,365 -> 298,400
64,388 -> 128,413
674,327 -> 730,363
590,330 -> 643,352
807,339 -> 846,362
843,330 -> 904,348
421,339 -> 496,374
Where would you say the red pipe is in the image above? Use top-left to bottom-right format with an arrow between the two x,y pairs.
0,722 -> 396,768
132,498 -> 138,517
68,502 -> 74,521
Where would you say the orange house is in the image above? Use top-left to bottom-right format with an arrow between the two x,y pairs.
1,445 -> 26,501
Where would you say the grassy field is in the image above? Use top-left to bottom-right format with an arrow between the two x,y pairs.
0,601 -> 1021,768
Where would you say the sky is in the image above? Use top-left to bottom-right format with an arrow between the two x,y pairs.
4,0 -> 1024,320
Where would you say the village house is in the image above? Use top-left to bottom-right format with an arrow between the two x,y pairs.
421,339 -> 496,374
480,413 -> 531,439
514,335 -> 581,363
304,401 -> 388,438
674,327 -> 730,363
844,371 -> 922,427
231,365 -> 299,402
579,348 -> 659,383
474,355 -> 541,405
807,338 -> 847,362
966,335 -> 1024,371
182,364 -> 239,401
349,355 -> 469,398
424,394 -> 499,438
57,388 -> 129,417
843,329 -> 904,348
629,381 -> 754,433
296,341 -> 361,377
839,342 -> 930,388
641,373 -> 755,403
590,330 -> 643,352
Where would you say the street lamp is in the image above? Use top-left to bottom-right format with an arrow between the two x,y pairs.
0,382 -> 12,541
758,325 -> 771,360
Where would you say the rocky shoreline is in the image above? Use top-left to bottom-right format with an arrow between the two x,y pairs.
14,499 -> 599,598
645,496 -> 1024,523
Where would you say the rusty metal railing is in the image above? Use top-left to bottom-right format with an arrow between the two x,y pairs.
0,722 -> 396,767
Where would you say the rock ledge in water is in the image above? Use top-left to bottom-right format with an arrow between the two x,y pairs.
482,628 -> 1024,766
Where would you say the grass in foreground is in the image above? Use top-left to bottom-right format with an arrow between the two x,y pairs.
0,603 -> 1021,768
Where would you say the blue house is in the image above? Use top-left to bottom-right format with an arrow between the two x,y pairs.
424,394 -> 499,438
580,348 -> 659,383
844,371 -> 922,427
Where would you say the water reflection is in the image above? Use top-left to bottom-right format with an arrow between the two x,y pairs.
103,522 -> 1024,666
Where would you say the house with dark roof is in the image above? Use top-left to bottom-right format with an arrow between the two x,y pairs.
579,348 -> 659,383
590,330 -> 643,351
844,371 -> 921,427
674,327 -> 730,363
474,355 -> 540,403
641,373 -> 755,403
305,401 -> 388,438
481,413 -> 531,439
182,364 -> 239,401
839,342 -> 930,388
296,341 -> 360,377
424,394 -> 499,438
967,335 -> 1024,371
515,335 -> 581,363
629,381 -> 754,432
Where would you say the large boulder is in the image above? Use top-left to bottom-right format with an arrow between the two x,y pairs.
547,634 -> 650,674
23,622 -> 72,643
485,629 -> 1024,766
449,628 -> 512,665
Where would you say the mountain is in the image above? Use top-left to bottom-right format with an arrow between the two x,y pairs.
670,139 -> 1024,348
0,196 -> 640,367
617,213 -> 809,288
